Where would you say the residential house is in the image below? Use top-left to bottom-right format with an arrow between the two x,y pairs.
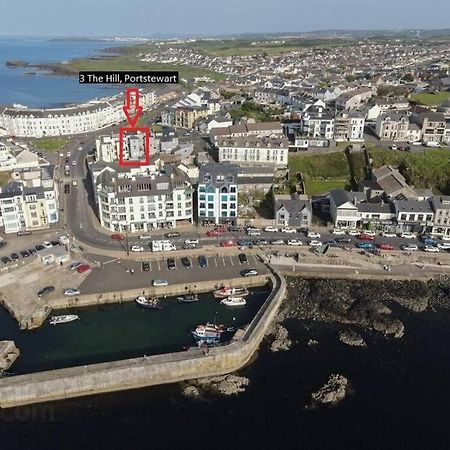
334,110 -> 365,142
329,189 -> 359,229
273,193 -> 312,229
197,163 -> 238,225
412,111 -> 446,144
393,199 -> 434,233
430,196 -> 450,237
335,87 -> 374,110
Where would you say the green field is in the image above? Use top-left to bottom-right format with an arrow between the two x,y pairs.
288,152 -> 352,195
230,101 -> 282,122
53,54 -> 226,82
32,137 -> 68,152
409,91 -> 450,106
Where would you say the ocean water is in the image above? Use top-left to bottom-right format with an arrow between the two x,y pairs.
1,292 -> 450,449
0,37 -> 125,108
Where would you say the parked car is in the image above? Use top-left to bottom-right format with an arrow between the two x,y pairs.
139,234 -> 152,240
264,226 -> 278,232
331,229 -> 345,235
307,231 -> 321,239
281,227 -> 297,234
254,239 -> 269,246
27,248 -> 37,255
0,242 -> 7,249
377,243 -> 395,250
271,239 -> 285,245
69,262 -> 82,271
246,229 -> 261,236
441,236 -> 450,242
381,231 -> 397,238
64,288 -> 80,296
237,239 -> 253,248
238,253 -> 248,264
165,232 -> 180,238
182,243 -> 197,250
130,245 -> 144,252
198,255 -> 208,268
50,240 -> 60,246
356,242 -> 374,250
20,250 -> 30,258
308,240 -> 322,247
241,268 -> 258,277
220,240 -> 235,247
437,243 -> 450,250
207,230 -> 224,237
35,244 -> 45,251
76,264 -> 91,274
361,230 -> 376,237
422,238 -> 437,247
38,286 -> 55,297
10,253 -> 20,261
335,236 -> 352,243
228,225 -> 243,232
347,230 -> 360,236
400,232 -> 416,239
16,229 -> 31,236
424,245 -> 440,253
111,233 -> 124,241
167,258 -> 176,270
181,257 -> 192,268
1,256 -> 11,264
152,279 -> 169,287
42,241 -> 52,249
184,238 -> 199,245
358,234 -> 375,241
141,262 -> 150,272
325,240 -> 339,247
401,244 -> 418,251
287,239 -> 303,246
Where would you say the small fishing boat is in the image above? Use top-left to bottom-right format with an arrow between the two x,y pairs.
49,315 -> 79,325
192,322 -> 226,341
177,293 -> 199,303
220,296 -> 247,307
135,296 -> 162,309
213,286 -> 249,299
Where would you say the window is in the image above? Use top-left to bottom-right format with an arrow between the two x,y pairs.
199,203 -> 205,209
208,203 -> 214,209
400,214 -> 407,220
230,186 -> 236,193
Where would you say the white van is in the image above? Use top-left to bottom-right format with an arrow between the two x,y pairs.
151,240 -> 176,252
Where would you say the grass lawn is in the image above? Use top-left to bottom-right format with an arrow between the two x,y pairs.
304,178 -> 349,196
32,137 -> 68,152
0,171 -> 11,187
409,91 -> 450,106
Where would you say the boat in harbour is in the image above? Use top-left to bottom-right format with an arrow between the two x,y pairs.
49,315 -> 79,325
213,286 -> 249,299
177,293 -> 199,303
192,322 -> 226,341
135,296 -> 162,309
220,296 -> 247,307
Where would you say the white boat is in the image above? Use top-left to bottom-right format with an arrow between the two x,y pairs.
220,296 -> 247,307
213,287 -> 249,299
135,296 -> 162,309
177,293 -> 199,303
49,315 -> 79,325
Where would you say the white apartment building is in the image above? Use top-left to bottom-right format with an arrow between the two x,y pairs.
334,110 -> 365,142
0,91 -> 155,138
96,133 -> 148,163
197,163 -> 238,225
218,136 -> 288,169
0,166 -> 59,233
95,165 -> 193,232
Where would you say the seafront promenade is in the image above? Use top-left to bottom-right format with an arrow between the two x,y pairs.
0,266 -> 285,408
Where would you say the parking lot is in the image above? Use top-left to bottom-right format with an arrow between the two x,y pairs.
79,253 -> 268,295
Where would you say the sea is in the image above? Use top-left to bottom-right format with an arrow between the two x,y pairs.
1,288 -> 450,449
0,37 -> 126,108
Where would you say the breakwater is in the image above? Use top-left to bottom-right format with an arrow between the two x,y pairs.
0,266 -> 286,408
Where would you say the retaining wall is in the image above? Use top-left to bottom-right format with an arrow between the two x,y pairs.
0,266 -> 286,408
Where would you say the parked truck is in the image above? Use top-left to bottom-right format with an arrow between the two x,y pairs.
151,240 -> 176,252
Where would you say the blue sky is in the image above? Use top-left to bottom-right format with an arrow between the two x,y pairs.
2,0 -> 450,36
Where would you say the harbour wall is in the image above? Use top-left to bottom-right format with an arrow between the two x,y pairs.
0,266 -> 286,408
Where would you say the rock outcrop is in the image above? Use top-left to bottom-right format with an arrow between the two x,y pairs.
270,324 -> 292,352
339,330 -> 366,347
186,375 -> 250,397
311,374 -> 349,405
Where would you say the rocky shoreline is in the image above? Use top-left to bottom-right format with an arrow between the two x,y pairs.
310,374 -> 349,406
182,375 -> 250,398
280,276 -> 450,338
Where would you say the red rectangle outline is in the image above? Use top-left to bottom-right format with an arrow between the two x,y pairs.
118,127 -> 151,167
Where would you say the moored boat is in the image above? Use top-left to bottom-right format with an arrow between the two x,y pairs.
135,295 -> 162,309
220,296 -> 247,307
213,286 -> 249,299
191,322 -> 226,341
49,315 -> 79,325
177,293 -> 199,303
